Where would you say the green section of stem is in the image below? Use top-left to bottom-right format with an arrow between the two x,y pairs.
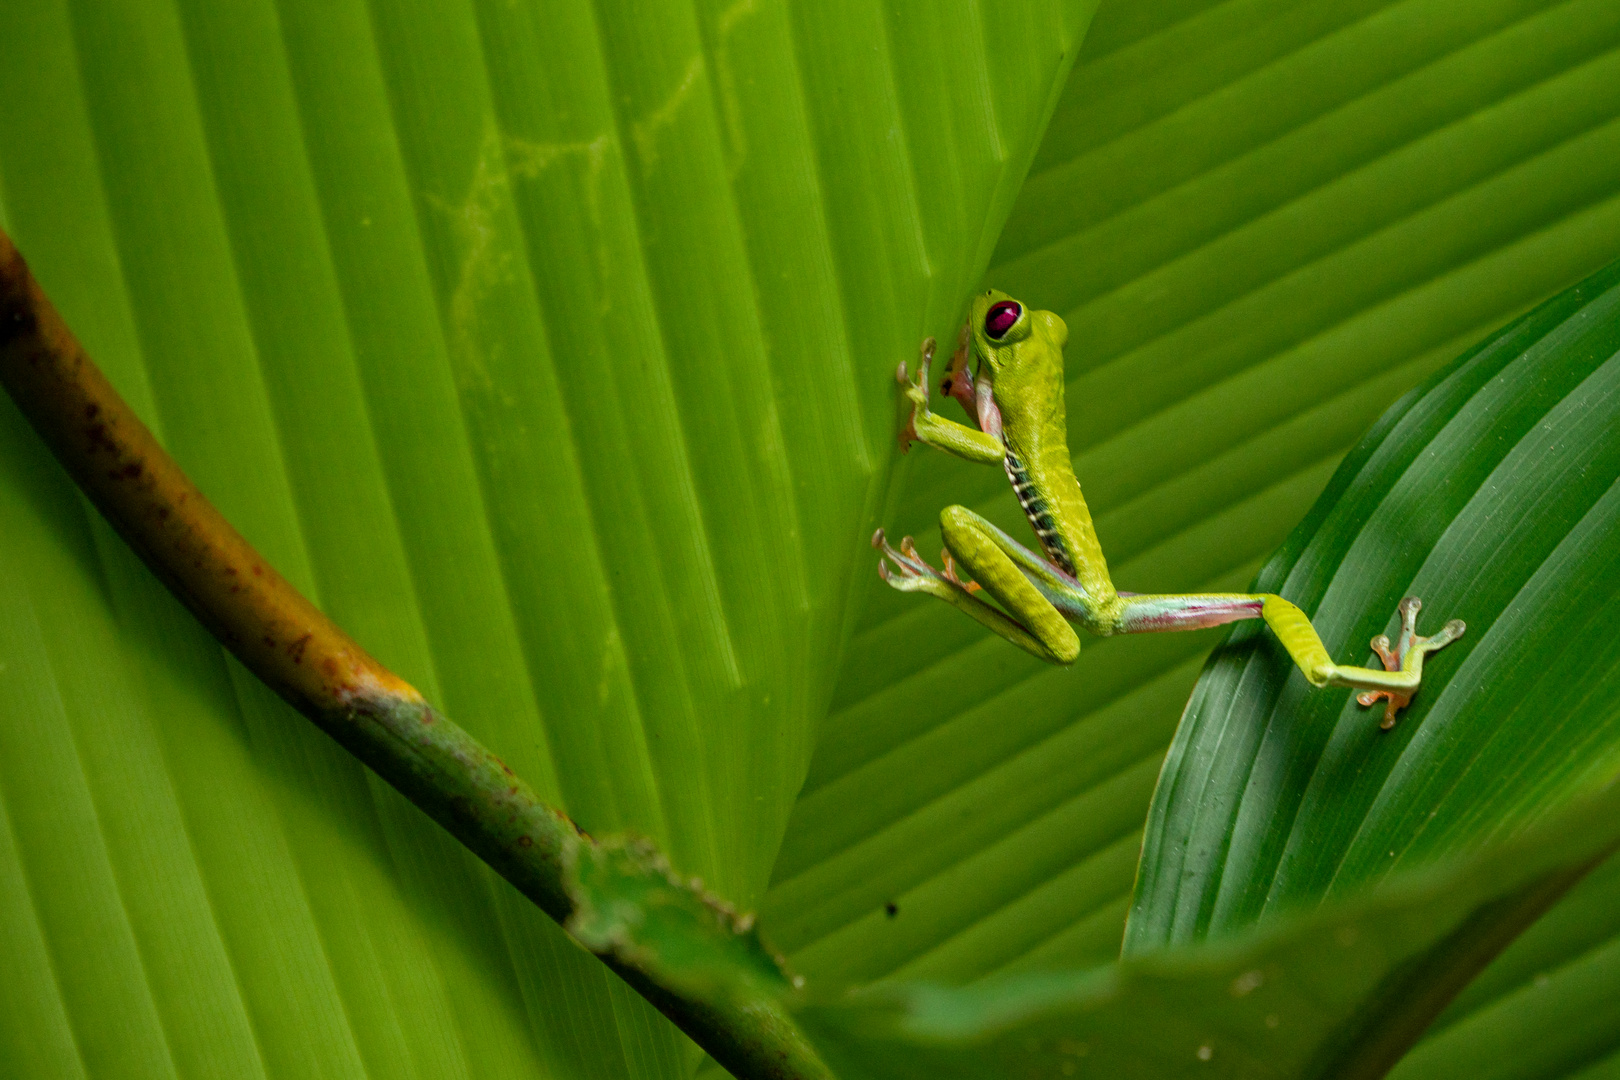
340,694 -> 832,1080
339,694 -> 580,920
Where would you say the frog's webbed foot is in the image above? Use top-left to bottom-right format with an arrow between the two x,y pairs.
896,338 -> 936,453
1357,596 -> 1466,729
873,527 -> 1063,661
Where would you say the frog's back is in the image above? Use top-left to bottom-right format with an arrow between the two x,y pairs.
995,310 -> 1113,599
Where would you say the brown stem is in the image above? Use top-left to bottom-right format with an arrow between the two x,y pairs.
0,227 -> 833,1080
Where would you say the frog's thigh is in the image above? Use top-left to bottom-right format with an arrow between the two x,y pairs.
940,505 -> 1079,663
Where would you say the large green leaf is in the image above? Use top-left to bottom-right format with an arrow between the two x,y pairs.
791,247 -> 1620,1080
765,0 -> 1620,1013
0,1 -> 1088,1076
1129,258 -> 1620,948
794,784 -> 1620,1080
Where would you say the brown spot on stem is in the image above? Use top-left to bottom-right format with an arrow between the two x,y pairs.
84,402 -> 99,419
517,835 -> 533,848
84,421 -> 115,454
262,635 -> 275,648
118,462 -> 141,480
287,633 -> 311,664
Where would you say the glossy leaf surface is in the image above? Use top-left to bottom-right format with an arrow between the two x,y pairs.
793,253 -> 1620,1080
1129,258 -> 1620,948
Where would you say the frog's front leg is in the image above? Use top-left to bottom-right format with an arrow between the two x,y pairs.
1112,591 -> 1464,726
896,337 -> 1005,465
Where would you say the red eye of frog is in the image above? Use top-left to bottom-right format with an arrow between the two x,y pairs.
984,301 -> 1021,340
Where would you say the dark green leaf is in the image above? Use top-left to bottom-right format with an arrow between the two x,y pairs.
1129,258 -> 1620,949
1390,852 -> 1620,1080
793,256 -> 1620,1080
795,783 -> 1620,1080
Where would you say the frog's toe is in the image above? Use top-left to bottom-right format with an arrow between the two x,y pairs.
939,548 -> 982,594
1359,688 -> 1413,730
874,529 -> 961,602
874,529 -> 934,580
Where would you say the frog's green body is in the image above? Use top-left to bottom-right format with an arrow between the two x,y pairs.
878,290 -> 1465,727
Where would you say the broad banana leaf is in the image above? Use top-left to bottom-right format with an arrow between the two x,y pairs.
7,0 -> 1620,1077
0,0 -> 1091,1076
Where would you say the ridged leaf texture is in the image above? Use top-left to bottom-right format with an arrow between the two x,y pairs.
793,248 -> 1620,1080
1129,258 -> 1620,948
766,1 -> 1620,1076
7,0 -> 1620,1077
0,1 -> 1088,1077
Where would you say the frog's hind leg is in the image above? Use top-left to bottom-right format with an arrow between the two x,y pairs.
937,505 -> 1080,663
873,527 -> 1056,660
873,511 -> 1079,664
1114,591 -> 1463,727
1274,593 -> 1462,726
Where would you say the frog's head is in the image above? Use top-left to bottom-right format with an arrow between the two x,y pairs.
966,289 -> 1069,389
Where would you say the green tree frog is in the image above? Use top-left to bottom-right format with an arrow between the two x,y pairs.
875,290 -> 1465,728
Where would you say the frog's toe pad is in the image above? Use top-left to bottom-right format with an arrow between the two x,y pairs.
874,529 -> 952,599
1358,688 -> 1413,730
